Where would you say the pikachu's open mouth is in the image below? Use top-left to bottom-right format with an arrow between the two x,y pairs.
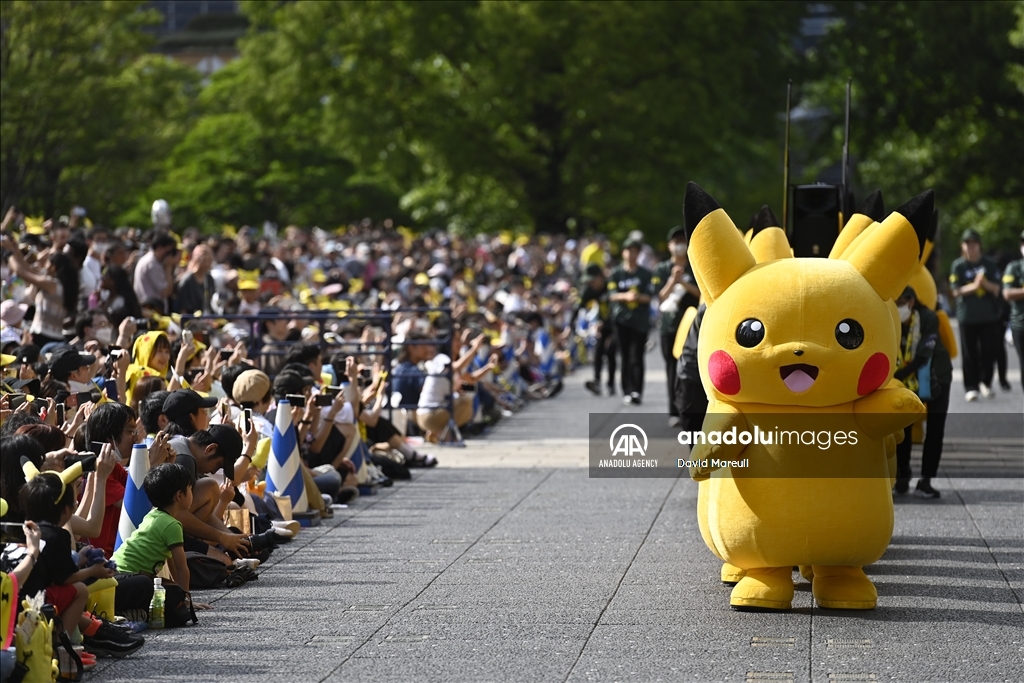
780,364 -> 819,393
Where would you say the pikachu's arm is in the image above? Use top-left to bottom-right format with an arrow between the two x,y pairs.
689,404 -> 750,481
853,387 -> 926,439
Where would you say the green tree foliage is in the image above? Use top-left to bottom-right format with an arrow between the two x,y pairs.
230,0 -> 804,237
0,1 -> 199,221
805,0 -> 1024,269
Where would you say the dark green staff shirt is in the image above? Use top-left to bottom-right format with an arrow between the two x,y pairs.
1002,258 -> 1024,331
607,264 -> 653,332
949,255 -> 1001,324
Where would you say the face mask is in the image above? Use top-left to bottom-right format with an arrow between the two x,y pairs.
670,243 -> 687,257
93,242 -> 109,255
94,327 -> 113,344
99,289 -> 111,302
69,379 -> 93,393
898,304 -> 911,323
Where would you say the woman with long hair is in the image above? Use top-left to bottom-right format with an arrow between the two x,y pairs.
129,374 -> 167,414
1,235 -> 80,346
98,264 -> 142,320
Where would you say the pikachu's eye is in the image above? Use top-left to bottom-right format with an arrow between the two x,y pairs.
735,319 -> 765,348
835,319 -> 864,350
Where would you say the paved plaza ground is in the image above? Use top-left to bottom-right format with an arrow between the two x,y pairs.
97,337 -> 1022,682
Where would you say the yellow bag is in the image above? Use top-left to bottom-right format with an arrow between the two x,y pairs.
15,596 -> 58,683
86,577 -> 119,621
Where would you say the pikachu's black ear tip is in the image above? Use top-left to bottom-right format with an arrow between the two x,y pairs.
751,205 -> 779,236
858,190 -> 885,223
896,190 -> 934,252
683,182 -> 721,241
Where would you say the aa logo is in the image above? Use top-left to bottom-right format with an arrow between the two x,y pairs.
609,424 -> 648,457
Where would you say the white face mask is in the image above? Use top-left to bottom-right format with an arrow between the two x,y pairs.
670,243 -> 687,257
94,327 -> 113,344
898,304 -> 912,323
69,379 -> 93,393
99,289 -> 111,302
93,242 -> 109,255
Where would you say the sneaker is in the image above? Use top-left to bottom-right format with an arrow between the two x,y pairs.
1000,380 -> 1012,392
630,392 -> 642,406
83,621 -> 145,658
605,385 -> 616,397
584,380 -> 601,396
914,480 -> 941,498
623,395 -> 634,406
964,390 -> 979,402
893,478 -> 910,495
272,519 -> 301,535
668,416 -> 681,428
234,557 -> 260,570
979,383 -> 993,399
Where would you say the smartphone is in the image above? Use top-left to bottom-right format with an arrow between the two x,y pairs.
243,408 -> 252,434
219,348 -> 233,362
0,522 -> 26,544
285,394 -> 307,409
8,393 -> 27,410
66,391 -> 98,408
92,441 -> 108,455
314,393 -> 334,407
322,385 -> 343,397
182,329 -> 194,346
64,452 -> 97,472
56,403 -> 66,424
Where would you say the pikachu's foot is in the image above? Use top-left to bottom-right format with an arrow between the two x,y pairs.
799,565 -> 814,582
721,562 -> 746,586
730,567 -> 794,611
812,566 -> 877,610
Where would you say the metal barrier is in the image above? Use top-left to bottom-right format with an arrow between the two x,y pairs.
180,307 -> 465,447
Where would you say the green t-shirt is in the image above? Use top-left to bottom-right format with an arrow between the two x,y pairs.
1002,258 -> 1024,331
948,255 -> 1001,324
651,259 -> 699,335
608,264 -> 654,332
112,508 -> 183,575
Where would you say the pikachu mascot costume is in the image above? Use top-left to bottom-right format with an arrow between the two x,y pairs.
683,182 -> 930,611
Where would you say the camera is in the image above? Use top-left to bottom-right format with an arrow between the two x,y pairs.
64,452 -> 98,472
56,391 -> 102,408
0,522 -> 26,544
130,317 -> 159,331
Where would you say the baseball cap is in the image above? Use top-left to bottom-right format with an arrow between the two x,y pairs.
232,369 -> 272,405
581,264 -> 604,283
960,228 -> 982,243
163,389 -> 218,421
0,300 -> 29,326
205,424 -> 242,479
667,225 -> 686,242
273,371 -> 314,398
622,235 -> 643,250
49,348 -> 96,381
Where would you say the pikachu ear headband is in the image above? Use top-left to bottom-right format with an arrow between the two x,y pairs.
21,457 -> 86,505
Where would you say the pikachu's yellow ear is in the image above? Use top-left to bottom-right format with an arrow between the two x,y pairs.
682,182 -> 755,303
842,190 -> 934,300
830,190 -> 884,259
920,208 -> 938,265
748,205 -> 791,263
21,457 -> 40,481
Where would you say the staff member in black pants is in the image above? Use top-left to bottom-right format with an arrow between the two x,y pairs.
893,286 -> 953,499
653,226 -> 700,426
568,264 -> 618,397
949,229 -> 1002,401
608,236 -> 653,405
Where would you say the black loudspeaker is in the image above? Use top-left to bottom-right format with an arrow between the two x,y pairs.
789,184 -> 841,258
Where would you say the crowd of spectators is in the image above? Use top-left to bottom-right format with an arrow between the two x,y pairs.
0,201 -> 652,679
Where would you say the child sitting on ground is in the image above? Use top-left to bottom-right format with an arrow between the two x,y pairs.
113,463 -> 209,609
19,471 -> 144,658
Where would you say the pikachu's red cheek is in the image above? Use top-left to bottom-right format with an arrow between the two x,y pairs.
709,350 -> 741,395
857,352 -> 890,396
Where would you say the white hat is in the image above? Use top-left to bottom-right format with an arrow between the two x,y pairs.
424,353 -> 451,375
0,300 -> 29,326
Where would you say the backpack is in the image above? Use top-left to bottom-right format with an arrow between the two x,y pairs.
185,552 -> 228,590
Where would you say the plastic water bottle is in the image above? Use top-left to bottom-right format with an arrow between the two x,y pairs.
149,577 -> 165,629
